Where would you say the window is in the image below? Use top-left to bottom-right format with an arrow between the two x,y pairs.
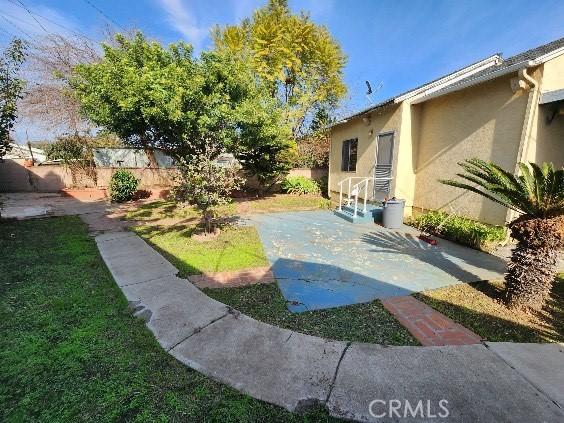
341,138 -> 358,172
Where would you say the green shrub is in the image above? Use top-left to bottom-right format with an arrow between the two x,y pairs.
108,169 -> 139,203
316,175 -> 329,198
407,210 -> 506,251
281,175 -> 320,195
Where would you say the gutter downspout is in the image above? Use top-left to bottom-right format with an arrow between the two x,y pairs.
505,67 -> 540,226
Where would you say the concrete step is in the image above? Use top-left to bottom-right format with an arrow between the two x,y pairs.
334,208 -> 375,223
335,205 -> 383,223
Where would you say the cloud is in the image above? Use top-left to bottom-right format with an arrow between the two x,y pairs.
157,0 -> 209,50
0,0 -> 82,42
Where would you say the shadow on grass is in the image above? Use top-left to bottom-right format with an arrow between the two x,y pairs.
415,277 -> 564,343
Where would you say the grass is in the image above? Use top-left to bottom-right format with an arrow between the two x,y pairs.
237,194 -> 331,214
123,194 -> 331,224
415,276 -> 564,343
132,224 -> 270,276
204,283 -> 418,345
124,200 -> 235,223
407,210 -> 506,251
0,217 -> 340,422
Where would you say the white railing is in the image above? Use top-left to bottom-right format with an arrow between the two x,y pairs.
338,176 -> 393,217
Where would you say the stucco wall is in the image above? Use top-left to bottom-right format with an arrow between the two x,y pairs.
392,101 -> 422,213
527,55 -> 564,167
0,160 -> 177,192
0,160 -> 327,193
329,104 -> 402,197
412,74 -> 529,225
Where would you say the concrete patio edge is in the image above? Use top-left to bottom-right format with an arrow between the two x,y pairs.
95,230 -> 564,422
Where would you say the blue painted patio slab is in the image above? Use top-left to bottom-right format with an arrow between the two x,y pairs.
248,210 -> 507,313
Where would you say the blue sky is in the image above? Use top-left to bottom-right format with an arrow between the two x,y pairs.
1,0 -> 564,141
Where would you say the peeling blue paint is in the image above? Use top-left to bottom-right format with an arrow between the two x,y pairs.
248,211 -> 506,313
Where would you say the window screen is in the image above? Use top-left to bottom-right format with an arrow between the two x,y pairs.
341,138 -> 358,172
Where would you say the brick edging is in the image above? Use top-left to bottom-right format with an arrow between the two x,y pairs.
382,296 -> 482,346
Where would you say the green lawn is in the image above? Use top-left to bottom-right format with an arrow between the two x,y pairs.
123,194 -> 331,224
204,284 -> 418,345
132,224 -> 270,276
0,217 -> 339,422
124,200 -> 237,223
236,194 -> 332,214
416,277 -> 564,343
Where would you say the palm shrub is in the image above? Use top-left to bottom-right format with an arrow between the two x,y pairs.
441,159 -> 564,310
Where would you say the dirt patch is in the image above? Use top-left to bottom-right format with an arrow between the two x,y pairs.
191,227 -> 221,241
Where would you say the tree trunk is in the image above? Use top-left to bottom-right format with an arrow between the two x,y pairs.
504,215 -> 564,310
144,148 -> 158,168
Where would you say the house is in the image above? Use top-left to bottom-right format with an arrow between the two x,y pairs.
329,37 -> 564,226
4,143 -> 47,163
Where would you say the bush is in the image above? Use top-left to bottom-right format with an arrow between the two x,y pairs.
316,175 -> 329,198
108,169 -> 139,203
173,154 -> 243,233
407,210 -> 506,251
281,175 -> 320,195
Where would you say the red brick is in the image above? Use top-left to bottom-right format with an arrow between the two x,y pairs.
383,295 -> 481,346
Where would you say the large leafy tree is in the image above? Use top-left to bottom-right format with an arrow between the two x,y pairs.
72,32 -> 292,187
213,0 -> 346,139
0,39 -> 26,159
71,33 -> 198,166
441,159 -> 564,310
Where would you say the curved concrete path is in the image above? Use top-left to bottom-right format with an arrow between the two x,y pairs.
95,231 -> 564,422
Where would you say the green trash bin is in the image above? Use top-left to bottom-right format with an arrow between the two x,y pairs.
382,198 -> 405,229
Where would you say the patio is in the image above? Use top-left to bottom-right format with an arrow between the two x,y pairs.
248,210 -> 507,312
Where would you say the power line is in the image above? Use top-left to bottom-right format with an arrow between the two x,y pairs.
1,14 -> 34,40
81,0 -> 126,31
13,0 -> 49,34
5,0 -> 97,43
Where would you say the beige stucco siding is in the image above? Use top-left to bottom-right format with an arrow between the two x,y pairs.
413,74 -> 529,225
329,104 -> 402,195
527,55 -> 564,167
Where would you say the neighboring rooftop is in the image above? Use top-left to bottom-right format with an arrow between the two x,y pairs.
335,36 -> 564,125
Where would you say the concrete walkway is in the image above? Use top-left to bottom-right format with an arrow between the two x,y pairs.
95,230 -> 563,422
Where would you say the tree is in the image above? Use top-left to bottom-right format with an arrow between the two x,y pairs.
441,159 -> 564,310
1,39 -> 26,159
173,148 -> 243,234
213,0 -> 347,139
71,32 -> 198,166
19,34 -> 99,136
72,32 -> 293,190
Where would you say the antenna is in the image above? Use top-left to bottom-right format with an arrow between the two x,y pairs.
364,80 -> 383,105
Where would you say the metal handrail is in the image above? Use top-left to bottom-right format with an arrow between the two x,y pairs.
338,176 -> 393,217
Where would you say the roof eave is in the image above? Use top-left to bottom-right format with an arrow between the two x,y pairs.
410,60 -> 534,105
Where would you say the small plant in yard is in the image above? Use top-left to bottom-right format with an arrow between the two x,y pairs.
108,169 -> 139,202
441,159 -> 564,311
408,210 -> 505,251
173,153 -> 243,234
281,175 -> 320,195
